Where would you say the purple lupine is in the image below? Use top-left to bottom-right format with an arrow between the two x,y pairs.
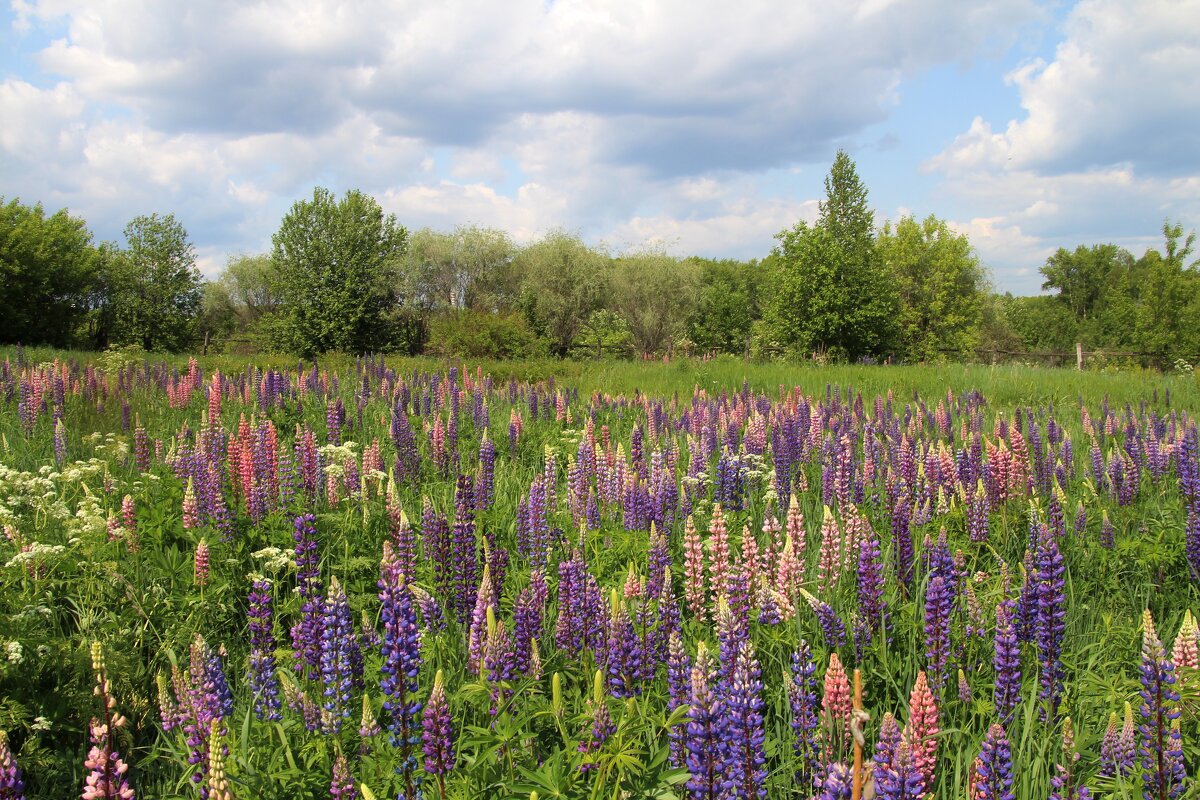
421,498 -> 452,602
876,741 -> 924,800
1138,611 -> 1186,800
476,433 -> 496,512
1035,531 -> 1066,720
330,751 -> 358,799
482,609 -> 515,715
788,641 -> 822,793
247,578 -> 281,721
605,591 -> 645,698
379,554 -> 423,800
924,575 -> 953,692
892,497 -> 914,593
451,474 -> 478,622
721,640 -> 767,799
1100,704 -> 1136,778
1186,504 -> 1200,582
993,602 -> 1022,724
0,729 -> 24,800
973,723 -> 1015,800
422,669 -> 455,798
874,712 -> 902,781
855,532 -> 887,655
319,577 -> 355,732
666,631 -> 692,768
291,514 -> 324,681
819,763 -> 853,800
512,583 -> 542,675
815,601 -> 848,651
1100,510 -> 1115,550
684,644 -> 723,800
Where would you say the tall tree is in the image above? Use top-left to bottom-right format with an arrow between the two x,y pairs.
102,213 -> 202,352
271,187 -> 407,357
515,230 -> 608,357
399,226 -> 515,312
1040,243 -> 1133,322
610,251 -> 698,356
768,150 -> 897,360
687,258 -> 761,356
879,215 -> 987,361
0,198 -> 100,347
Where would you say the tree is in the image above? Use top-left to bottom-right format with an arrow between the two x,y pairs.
879,215 -> 987,361
687,258 -> 761,356
515,231 -> 608,357
101,213 -> 202,352
272,187 -> 407,357
768,151 -> 897,360
399,226 -> 515,312
1040,243 -> 1133,323
610,251 -> 698,356
0,198 -> 101,347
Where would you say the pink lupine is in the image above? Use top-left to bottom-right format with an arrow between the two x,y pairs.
683,516 -> 708,622
1171,610 -> 1198,671
741,524 -> 759,593
182,479 -> 199,531
822,653 -> 852,760
786,493 -> 807,563
815,505 -> 842,595
707,504 -> 731,606
194,539 -> 209,587
904,671 -> 939,793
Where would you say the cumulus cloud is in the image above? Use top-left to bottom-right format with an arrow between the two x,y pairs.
926,0 -> 1200,291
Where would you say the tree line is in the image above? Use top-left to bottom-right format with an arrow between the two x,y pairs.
3,153 -> 1197,366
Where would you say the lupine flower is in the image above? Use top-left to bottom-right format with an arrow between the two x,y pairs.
605,589 -> 644,698
330,750 -> 358,799
247,577 -> 281,721
822,653 -> 852,761
721,640 -> 766,799
320,576 -> 355,732
873,712 -> 902,781
904,671 -> 939,793
579,670 -> 614,774
379,558 -> 422,800
205,719 -> 232,800
788,641 -> 822,793
422,669 -> 456,795
923,575 -> 952,692
482,608 -> 515,715
707,504 -> 731,605
876,741 -> 924,800
972,724 -> 1014,800
291,514 -> 324,681
819,762 -> 852,800
1036,530 -> 1066,720
816,505 -> 842,594
83,642 -> 135,800
1138,610 -> 1186,799
683,516 -> 708,622
1050,717 -> 1090,800
666,631 -> 691,767
0,730 -> 25,800
685,643 -> 723,800
855,531 -> 887,654
193,538 -> 209,586
1099,705 -> 1136,778
1171,611 -> 1198,671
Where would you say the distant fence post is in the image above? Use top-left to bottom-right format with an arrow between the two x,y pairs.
1076,342 -> 1083,371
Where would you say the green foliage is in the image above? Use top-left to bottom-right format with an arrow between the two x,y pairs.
686,258 -> 761,356
271,187 -> 408,357
426,310 -> 543,359
0,198 -> 101,348
399,226 -> 516,312
767,151 -> 898,360
515,231 -> 609,358
100,213 -> 203,352
879,214 -> 987,362
609,252 -> 698,357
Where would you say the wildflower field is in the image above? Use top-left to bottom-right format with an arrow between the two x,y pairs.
1,348 -> 1199,800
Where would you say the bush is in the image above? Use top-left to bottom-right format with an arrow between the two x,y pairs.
425,310 -> 544,359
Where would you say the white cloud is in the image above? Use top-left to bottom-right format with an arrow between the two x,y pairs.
926,0 -> 1200,291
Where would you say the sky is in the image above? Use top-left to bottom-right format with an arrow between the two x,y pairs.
2,0 -> 1198,294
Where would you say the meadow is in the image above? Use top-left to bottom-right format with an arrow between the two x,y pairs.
0,346 -> 1197,799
